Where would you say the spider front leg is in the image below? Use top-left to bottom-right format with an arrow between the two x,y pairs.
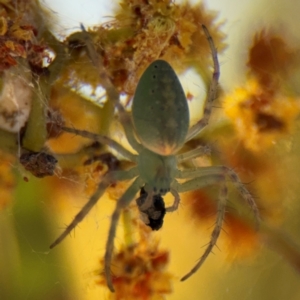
104,176 -> 144,292
50,167 -> 139,249
61,126 -> 137,162
186,24 -> 220,141
80,24 -> 143,154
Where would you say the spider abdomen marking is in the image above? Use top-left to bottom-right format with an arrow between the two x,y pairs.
137,147 -> 176,194
132,60 -> 189,156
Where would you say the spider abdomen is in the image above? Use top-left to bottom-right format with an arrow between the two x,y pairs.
132,60 -> 189,156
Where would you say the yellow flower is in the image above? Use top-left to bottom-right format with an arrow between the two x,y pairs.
224,78 -> 300,152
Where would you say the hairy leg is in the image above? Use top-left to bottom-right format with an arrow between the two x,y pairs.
176,166 -> 260,225
62,126 -> 137,162
186,24 -> 220,141
50,167 -> 139,249
80,25 -> 143,153
176,145 -> 211,163
181,181 -> 227,281
104,176 -> 144,292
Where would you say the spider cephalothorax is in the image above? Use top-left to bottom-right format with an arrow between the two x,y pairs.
50,25 -> 260,292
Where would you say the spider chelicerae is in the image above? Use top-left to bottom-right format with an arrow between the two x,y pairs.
50,25 -> 260,292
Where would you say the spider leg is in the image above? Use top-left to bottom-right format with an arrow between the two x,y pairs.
80,25 -> 143,153
181,181 -> 227,281
186,24 -> 220,141
104,176 -> 144,292
174,166 -> 260,280
176,166 -> 260,226
61,126 -> 137,162
165,188 -> 180,212
176,145 -> 211,163
80,24 -> 119,107
50,167 -> 139,249
167,170 -> 220,212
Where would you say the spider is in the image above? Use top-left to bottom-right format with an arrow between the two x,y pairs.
50,25 -> 260,292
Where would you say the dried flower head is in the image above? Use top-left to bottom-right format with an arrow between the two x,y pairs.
247,30 -> 296,88
67,0 -> 226,97
0,5 -> 49,72
224,78 -> 300,151
97,224 -> 172,300
224,29 -> 300,152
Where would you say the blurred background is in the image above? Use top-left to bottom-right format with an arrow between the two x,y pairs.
1,0 -> 300,299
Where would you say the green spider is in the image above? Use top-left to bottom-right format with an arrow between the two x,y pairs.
50,25 -> 260,292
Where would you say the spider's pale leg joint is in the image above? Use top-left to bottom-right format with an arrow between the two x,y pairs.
181,180 -> 227,281
50,167 -> 139,249
105,176 -> 144,292
166,188 -> 180,212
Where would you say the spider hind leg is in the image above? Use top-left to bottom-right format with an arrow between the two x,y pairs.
105,177 -> 143,292
49,168 -> 139,249
176,164 -> 260,281
181,181 -> 227,281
